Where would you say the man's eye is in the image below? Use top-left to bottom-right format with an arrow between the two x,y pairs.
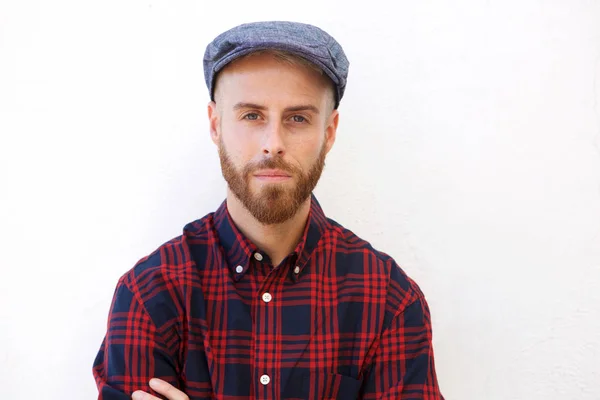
291,115 -> 306,123
243,113 -> 259,121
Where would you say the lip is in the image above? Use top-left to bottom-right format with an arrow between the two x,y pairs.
253,169 -> 292,181
253,169 -> 291,177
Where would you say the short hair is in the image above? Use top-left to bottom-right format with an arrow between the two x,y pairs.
214,49 -> 336,111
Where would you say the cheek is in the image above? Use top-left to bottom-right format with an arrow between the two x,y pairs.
220,135 -> 258,172
220,123 -> 248,152
296,138 -> 326,165
221,118 -> 261,147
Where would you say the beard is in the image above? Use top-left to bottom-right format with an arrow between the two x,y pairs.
218,140 -> 327,225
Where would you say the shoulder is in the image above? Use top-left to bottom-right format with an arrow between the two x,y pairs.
325,217 -> 424,320
116,212 -> 216,317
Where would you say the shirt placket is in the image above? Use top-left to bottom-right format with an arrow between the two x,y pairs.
253,253 -> 284,399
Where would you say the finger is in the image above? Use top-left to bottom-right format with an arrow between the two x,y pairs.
149,378 -> 189,400
131,390 -> 160,400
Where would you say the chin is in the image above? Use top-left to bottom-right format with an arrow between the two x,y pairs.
257,187 -> 293,201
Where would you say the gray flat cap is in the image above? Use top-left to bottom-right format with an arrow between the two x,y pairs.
203,21 -> 349,109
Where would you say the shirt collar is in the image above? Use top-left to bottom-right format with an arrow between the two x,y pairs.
214,193 -> 329,280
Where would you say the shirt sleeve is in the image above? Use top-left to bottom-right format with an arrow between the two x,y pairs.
361,296 -> 444,400
92,277 -> 181,400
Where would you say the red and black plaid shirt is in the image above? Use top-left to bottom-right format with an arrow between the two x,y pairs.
93,195 -> 443,399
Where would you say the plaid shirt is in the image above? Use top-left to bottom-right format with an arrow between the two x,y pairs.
93,195 -> 443,399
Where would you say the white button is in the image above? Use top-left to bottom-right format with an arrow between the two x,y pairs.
260,374 -> 270,385
294,266 -> 300,274
235,265 -> 243,273
254,252 -> 263,261
262,292 -> 272,303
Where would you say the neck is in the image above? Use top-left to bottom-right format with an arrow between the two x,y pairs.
225,188 -> 311,267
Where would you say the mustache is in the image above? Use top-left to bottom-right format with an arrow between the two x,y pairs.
244,157 -> 298,174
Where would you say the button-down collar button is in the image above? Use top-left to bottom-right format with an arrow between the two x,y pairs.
260,374 -> 270,385
235,265 -> 243,273
253,252 -> 263,261
262,292 -> 272,303
294,266 -> 300,274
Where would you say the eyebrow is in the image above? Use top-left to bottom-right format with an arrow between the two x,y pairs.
232,102 -> 320,114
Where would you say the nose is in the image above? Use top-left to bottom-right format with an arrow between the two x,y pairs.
262,121 -> 285,156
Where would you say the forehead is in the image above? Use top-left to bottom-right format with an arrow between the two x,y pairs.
214,53 -> 332,107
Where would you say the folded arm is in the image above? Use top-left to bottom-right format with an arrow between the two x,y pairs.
93,277 -> 181,400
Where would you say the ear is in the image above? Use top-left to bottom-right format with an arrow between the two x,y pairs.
208,101 -> 220,145
324,109 -> 339,155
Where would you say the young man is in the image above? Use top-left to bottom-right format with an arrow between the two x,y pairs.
93,21 -> 444,400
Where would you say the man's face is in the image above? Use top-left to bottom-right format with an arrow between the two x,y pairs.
208,52 -> 339,225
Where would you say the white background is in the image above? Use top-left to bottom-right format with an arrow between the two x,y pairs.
1,0 -> 600,399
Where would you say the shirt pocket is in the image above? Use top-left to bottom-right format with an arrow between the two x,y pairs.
282,370 -> 363,400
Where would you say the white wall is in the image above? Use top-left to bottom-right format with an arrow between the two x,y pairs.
1,0 -> 599,398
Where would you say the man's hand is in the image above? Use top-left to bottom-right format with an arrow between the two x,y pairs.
131,378 -> 189,400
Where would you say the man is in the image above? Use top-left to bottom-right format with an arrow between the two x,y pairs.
93,21 -> 444,400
